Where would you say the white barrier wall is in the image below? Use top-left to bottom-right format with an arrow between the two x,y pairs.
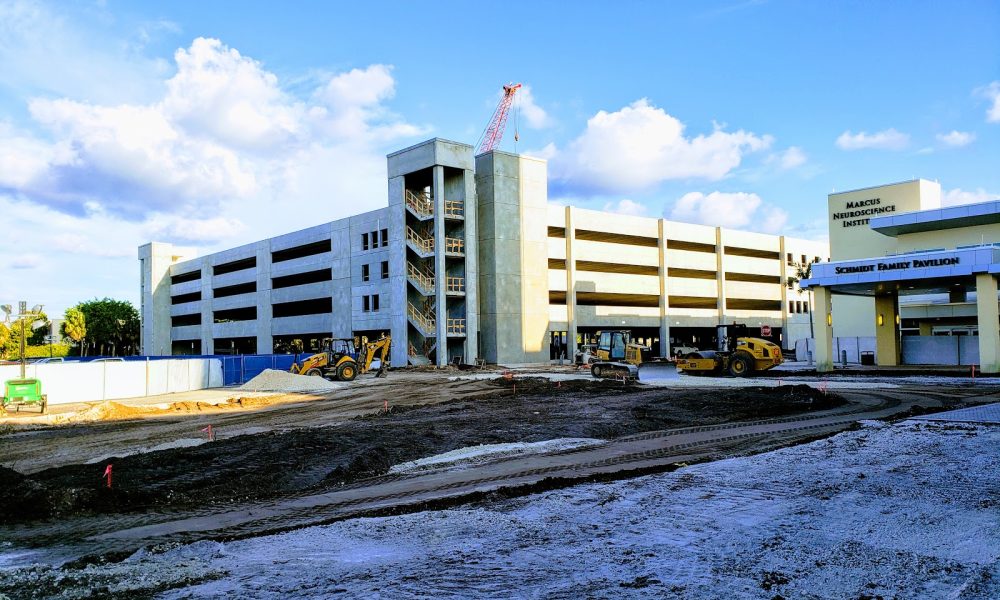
901,336 -> 980,366
795,337 -> 877,364
0,359 -> 223,406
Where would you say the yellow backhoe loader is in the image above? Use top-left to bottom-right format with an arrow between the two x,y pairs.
675,324 -> 782,377
290,335 -> 391,382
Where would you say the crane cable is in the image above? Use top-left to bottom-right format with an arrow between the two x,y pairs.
513,90 -> 520,152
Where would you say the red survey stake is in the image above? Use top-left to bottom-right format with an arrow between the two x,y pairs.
103,464 -> 112,489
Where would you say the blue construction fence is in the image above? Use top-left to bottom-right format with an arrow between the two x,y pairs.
69,354 -> 309,386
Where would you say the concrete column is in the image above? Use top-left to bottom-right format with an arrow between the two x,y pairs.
388,176 -> 409,368
657,220 -> 670,358
716,228 -> 727,321
874,292 -> 900,366
813,286 -> 834,372
565,206 -> 577,358
462,168 -> 479,362
778,237 -> 789,347
255,242 -> 272,355
976,273 -> 1000,373
200,262 -> 213,355
137,242 -> 175,356
433,165 -> 448,366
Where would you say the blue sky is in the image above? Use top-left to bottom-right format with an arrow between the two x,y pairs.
1,0 -> 998,316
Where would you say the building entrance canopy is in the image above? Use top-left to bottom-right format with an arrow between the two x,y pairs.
800,245 -> 1000,373
800,246 -> 1000,296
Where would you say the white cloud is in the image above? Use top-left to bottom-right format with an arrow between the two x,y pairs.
0,37 -> 426,222
548,99 -> 772,193
0,32 -> 429,315
835,128 -> 909,151
669,191 -> 787,233
602,199 -> 647,216
516,85 -> 551,129
163,38 -> 305,151
936,130 -> 975,147
10,254 -> 42,269
766,146 -> 807,170
979,81 -> 1000,123
942,187 -> 1000,207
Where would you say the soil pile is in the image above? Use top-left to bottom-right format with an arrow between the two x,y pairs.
72,401 -> 150,422
239,369 -> 345,392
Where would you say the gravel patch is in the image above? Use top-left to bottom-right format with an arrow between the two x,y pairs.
238,369 -> 345,393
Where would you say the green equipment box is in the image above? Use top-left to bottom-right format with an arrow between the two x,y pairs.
2,378 -> 47,414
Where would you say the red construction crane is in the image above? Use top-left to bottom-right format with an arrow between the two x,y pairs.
477,83 -> 522,155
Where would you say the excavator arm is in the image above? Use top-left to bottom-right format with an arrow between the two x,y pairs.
359,336 -> 391,377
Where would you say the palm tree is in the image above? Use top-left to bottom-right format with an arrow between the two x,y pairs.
62,308 -> 87,356
787,260 -> 815,341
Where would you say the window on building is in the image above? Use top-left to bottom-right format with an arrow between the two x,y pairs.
371,230 -> 378,248
372,294 -> 380,311
786,253 -> 794,265
380,228 -> 388,247
788,300 -> 794,314
814,256 -> 821,264
362,264 -> 370,282
362,233 -> 369,251
803,302 -> 809,314
795,301 -> 801,313
801,254 -> 807,265
363,295 -> 370,312
381,260 -> 389,279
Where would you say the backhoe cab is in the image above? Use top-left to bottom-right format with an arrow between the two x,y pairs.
589,330 -> 649,380
290,335 -> 391,382
675,324 -> 782,377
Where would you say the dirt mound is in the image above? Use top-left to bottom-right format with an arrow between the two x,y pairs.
74,401 -> 152,421
239,369 -> 345,392
57,396 -> 292,424
0,466 -> 90,523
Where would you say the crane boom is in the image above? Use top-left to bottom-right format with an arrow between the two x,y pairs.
477,83 -> 522,154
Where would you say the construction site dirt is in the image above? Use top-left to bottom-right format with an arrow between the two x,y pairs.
1,369 -> 996,585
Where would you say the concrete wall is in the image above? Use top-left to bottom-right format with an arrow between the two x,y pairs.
0,359 -> 223,406
139,242 -> 196,355
476,151 -> 550,364
153,207 -> 393,359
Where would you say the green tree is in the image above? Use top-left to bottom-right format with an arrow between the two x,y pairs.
28,316 -> 51,346
0,322 -> 11,360
72,299 -> 140,356
787,260 -> 816,341
3,311 -> 49,360
61,307 -> 87,356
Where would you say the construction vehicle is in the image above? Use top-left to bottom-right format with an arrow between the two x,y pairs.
589,330 -> 649,380
675,324 -> 782,377
290,335 -> 391,382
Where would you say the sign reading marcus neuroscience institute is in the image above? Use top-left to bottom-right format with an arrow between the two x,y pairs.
831,197 -> 897,228
834,256 -> 960,275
